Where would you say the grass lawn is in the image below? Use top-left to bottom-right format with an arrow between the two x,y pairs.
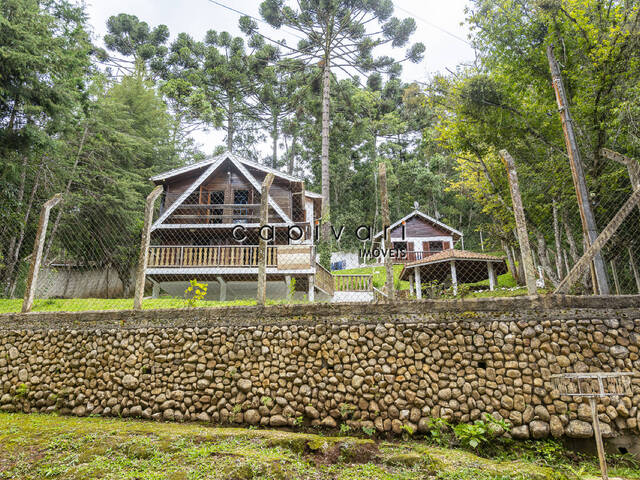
333,263 -> 539,299
0,297 -> 307,314
3,412 -> 637,480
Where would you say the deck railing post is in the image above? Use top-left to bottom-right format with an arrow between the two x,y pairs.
22,193 -> 63,313
134,185 -> 163,310
257,173 -> 274,306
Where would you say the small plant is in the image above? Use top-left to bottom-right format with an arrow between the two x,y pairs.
453,421 -> 489,450
232,404 -> 242,414
287,277 -> 296,301
260,396 -> 273,407
361,426 -> 376,437
339,403 -> 356,418
400,424 -> 415,437
293,415 -> 304,426
484,413 -> 511,435
15,383 -> 29,399
184,279 -> 208,308
339,423 -> 351,435
426,417 -> 452,447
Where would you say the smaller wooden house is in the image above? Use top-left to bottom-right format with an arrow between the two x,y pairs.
372,210 -> 462,263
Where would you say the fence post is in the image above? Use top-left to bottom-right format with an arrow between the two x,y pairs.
22,193 -> 63,313
133,185 -> 163,310
555,188 -> 640,294
378,162 -> 395,301
257,173 -> 274,306
547,45 -> 610,295
500,150 -> 537,295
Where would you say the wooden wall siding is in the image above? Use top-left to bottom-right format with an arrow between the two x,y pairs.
390,216 -> 451,238
165,175 -> 197,209
160,161 -> 304,224
251,168 -> 292,219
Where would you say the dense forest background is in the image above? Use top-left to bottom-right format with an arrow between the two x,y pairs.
2,0 -> 639,296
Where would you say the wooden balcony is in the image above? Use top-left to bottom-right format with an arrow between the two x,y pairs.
147,245 -> 314,271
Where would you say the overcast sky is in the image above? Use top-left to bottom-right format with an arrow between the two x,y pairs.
85,0 -> 476,154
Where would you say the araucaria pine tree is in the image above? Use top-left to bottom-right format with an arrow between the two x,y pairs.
254,0 -> 425,238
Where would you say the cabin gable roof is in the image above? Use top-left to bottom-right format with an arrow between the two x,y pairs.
373,210 -> 462,240
151,154 -> 292,230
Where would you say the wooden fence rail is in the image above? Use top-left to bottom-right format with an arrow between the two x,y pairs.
334,274 -> 374,292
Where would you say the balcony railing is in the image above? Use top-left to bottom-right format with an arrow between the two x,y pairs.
148,245 -> 313,270
148,245 -> 277,268
334,274 -> 374,292
394,249 -> 447,263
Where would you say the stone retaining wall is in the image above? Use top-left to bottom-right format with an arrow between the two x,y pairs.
1,295 -> 639,440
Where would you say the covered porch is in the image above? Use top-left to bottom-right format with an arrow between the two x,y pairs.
399,249 -> 507,297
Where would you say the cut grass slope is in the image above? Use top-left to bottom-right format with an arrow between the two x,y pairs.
0,412 -> 596,480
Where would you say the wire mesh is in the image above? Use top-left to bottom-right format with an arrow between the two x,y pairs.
1,149 -> 638,314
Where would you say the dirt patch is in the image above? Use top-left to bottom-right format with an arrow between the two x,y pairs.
308,440 -> 379,465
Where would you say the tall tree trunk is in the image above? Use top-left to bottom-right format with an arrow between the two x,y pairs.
227,98 -> 234,152
287,130 -> 297,175
552,199 -> 563,279
320,57 -> 331,240
5,159 -> 45,296
272,116 -> 278,168
3,156 -> 28,273
502,239 -> 519,285
561,212 -> 580,264
533,228 -> 559,287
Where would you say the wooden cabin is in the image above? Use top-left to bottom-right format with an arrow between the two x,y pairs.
372,210 -> 462,263
146,152 -> 333,301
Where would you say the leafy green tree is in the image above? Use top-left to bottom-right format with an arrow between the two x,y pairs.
253,0 -> 425,238
53,71 -> 177,294
0,0 -> 93,295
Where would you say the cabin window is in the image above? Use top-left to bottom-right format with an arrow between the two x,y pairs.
233,189 -> 249,223
207,190 -> 224,224
428,241 -> 444,252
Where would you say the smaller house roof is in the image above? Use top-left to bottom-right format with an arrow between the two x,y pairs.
404,249 -> 505,267
399,249 -> 507,284
373,210 -> 463,240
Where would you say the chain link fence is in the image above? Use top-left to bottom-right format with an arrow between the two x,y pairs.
1,150 -> 638,314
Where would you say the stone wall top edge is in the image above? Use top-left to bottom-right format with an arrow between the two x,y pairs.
0,294 -> 638,330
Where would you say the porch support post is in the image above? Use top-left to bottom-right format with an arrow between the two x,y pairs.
451,260 -> 458,296
285,275 -> 292,299
217,276 -> 227,302
134,185 -> 163,310
414,267 -> 422,299
308,274 -> 315,302
488,262 -> 496,291
257,173 -> 274,306
409,273 -> 415,297
22,193 -> 63,313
